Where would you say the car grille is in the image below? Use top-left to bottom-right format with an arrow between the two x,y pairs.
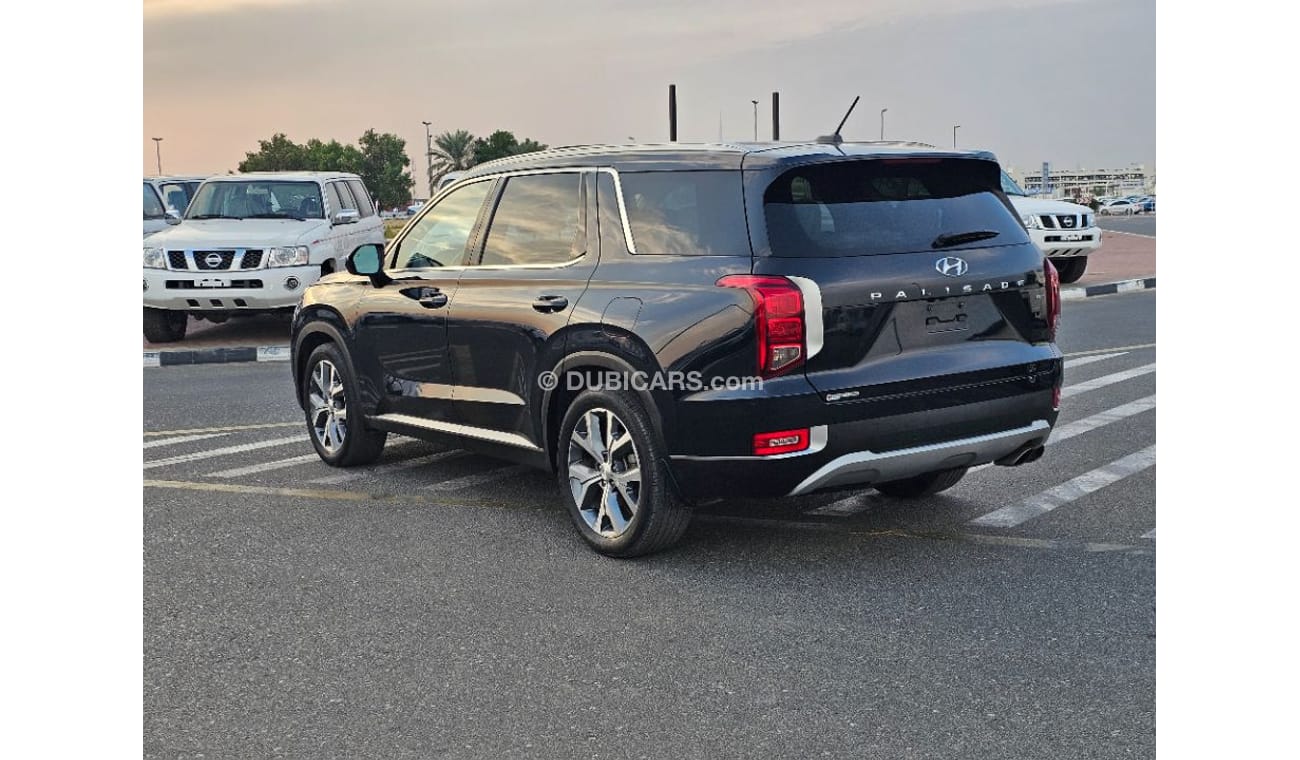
1057,215 -> 1078,229
193,251 -> 236,270
167,251 -> 187,269
240,250 -> 264,269
166,249 -> 265,270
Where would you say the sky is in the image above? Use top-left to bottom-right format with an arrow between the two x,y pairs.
143,0 -> 1155,190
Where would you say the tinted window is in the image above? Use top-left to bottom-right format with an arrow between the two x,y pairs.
347,180 -> 375,217
479,173 -> 583,266
393,180 -> 493,269
188,180 -> 324,220
143,183 -> 166,220
619,171 -> 749,255
762,158 -> 1027,257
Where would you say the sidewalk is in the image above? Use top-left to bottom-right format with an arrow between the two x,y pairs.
1072,230 -> 1155,289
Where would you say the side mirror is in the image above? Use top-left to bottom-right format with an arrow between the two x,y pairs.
332,208 -> 360,226
346,243 -> 390,286
165,213 -> 182,226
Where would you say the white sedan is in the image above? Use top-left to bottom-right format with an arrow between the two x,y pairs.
1100,199 -> 1140,216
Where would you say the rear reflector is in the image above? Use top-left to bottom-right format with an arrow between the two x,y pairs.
753,428 -> 810,456
1052,384 -> 1061,411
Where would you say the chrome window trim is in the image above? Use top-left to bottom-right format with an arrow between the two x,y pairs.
371,413 -> 540,451
670,425 -> 828,461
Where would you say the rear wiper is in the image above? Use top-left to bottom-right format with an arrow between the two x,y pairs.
247,212 -> 305,221
189,214 -> 239,220
932,229 -> 1000,249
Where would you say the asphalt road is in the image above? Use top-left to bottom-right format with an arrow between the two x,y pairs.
1098,213 -> 1156,237
144,291 -> 1156,759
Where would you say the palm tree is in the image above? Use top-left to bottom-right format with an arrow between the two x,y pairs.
429,130 -> 476,189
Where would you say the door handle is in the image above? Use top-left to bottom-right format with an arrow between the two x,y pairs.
418,293 -> 448,309
532,295 -> 569,313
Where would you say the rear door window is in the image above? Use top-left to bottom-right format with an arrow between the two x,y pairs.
347,180 -> 375,217
762,158 -> 1027,257
619,171 -> 749,255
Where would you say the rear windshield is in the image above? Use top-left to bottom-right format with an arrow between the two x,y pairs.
762,158 -> 1027,257
620,171 -> 750,256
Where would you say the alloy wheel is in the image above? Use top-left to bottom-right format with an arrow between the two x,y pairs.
567,407 -> 641,538
308,359 -> 348,454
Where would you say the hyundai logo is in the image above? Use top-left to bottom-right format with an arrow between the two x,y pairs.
935,256 -> 969,277
204,253 -> 223,268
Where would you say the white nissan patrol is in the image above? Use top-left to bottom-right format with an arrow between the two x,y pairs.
1001,171 -> 1102,284
143,172 -> 385,342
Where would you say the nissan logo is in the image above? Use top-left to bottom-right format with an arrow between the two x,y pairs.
204,253 -> 223,268
935,256 -> 969,277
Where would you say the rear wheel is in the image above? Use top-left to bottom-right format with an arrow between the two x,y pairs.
301,343 -> 386,467
143,308 -> 187,343
874,467 -> 968,498
557,389 -> 692,557
1053,257 -> 1088,284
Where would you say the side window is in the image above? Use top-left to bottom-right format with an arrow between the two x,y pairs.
324,182 -> 345,218
347,180 -> 375,217
392,180 -> 493,269
478,173 -> 583,267
143,183 -> 166,220
333,181 -> 358,211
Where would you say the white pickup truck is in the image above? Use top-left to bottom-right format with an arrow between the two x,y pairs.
143,172 -> 385,342
1001,171 -> 1101,284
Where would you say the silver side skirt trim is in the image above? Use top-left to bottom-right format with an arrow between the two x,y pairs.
371,413 -> 542,452
671,425 -> 829,461
788,420 -> 1051,496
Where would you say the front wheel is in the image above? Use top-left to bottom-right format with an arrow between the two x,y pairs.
557,389 -> 692,557
874,467 -> 968,498
143,308 -> 187,343
1053,257 -> 1088,284
301,343 -> 386,467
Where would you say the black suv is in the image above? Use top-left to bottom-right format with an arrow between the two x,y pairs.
291,142 -> 1063,556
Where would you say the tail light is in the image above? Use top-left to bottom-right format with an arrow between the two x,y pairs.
753,428 -> 810,456
1043,258 -> 1061,337
717,275 -> 805,378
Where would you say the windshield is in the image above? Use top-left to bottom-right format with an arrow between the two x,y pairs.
143,183 -> 166,220
186,180 -> 324,220
1000,170 -> 1027,197
763,158 -> 1028,257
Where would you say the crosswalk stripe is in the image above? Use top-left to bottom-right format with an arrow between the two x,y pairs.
309,449 -> 467,485
142,432 -> 229,449
1063,351 -> 1127,369
968,445 -> 1156,528
207,453 -> 323,478
1060,363 -> 1155,398
423,464 -> 531,492
1049,394 -> 1156,444
143,435 -> 305,470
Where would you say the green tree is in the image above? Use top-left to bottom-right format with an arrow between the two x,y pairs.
430,129 -> 477,186
469,130 -> 548,165
357,129 -> 414,208
302,138 -> 363,174
237,133 -> 307,172
236,130 -> 414,209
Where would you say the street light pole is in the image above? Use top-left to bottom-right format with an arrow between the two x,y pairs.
751,100 -> 759,141
953,125 -> 961,149
880,108 -> 888,141
151,137 -> 163,176
422,121 -> 434,198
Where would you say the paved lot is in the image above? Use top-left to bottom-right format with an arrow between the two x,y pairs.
144,291 -> 1155,758
1098,214 -> 1156,237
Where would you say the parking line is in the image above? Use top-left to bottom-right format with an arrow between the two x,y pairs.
207,453 -> 323,478
143,421 -> 301,438
968,445 -> 1156,528
1062,343 -> 1155,358
424,464 -> 531,492
1049,394 -> 1156,444
309,449 -> 468,485
143,435 -> 305,470
1060,363 -> 1155,398
1142,528 -> 1156,540
806,493 -> 882,517
142,432 -> 230,449
1063,351 -> 1127,370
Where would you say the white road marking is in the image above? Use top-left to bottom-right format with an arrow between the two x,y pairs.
1060,363 -> 1156,398
207,453 -> 323,478
968,445 -> 1156,528
806,494 -> 878,517
142,435 -> 305,470
1049,394 -> 1156,444
1142,528 -> 1156,540
423,464 -> 531,492
142,432 -> 230,450
1062,343 -> 1155,358
1103,228 -> 1157,239
309,449 -> 467,485
1063,351 -> 1127,369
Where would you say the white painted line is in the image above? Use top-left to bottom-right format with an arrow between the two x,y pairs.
968,445 -> 1156,528
142,432 -> 230,450
1060,363 -> 1156,398
1142,528 -> 1156,540
207,453 -> 323,478
1063,351 -> 1127,370
143,435 -> 305,470
144,352 -> 161,368
1063,343 -> 1155,358
806,494 -> 877,517
309,449 -> 467,485
423,464 -> 531,492
970,394 -> 1156,474
1104,228 -> 1156,239
256,345 -> 291,362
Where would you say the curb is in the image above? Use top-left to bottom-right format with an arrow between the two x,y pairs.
144,345 -> 290,368
1061,276 -> 1155,301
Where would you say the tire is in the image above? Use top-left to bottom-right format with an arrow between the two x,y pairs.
1053,257 -> 1088,284
874,467 -> 968,498
556,389 -> 692,557
301,342 -> 386,467
143,308 -> 187,343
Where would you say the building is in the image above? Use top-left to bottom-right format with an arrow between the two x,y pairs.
1010,164 -> 1154,200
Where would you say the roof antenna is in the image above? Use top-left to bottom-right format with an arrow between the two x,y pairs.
816,95 -> 859,145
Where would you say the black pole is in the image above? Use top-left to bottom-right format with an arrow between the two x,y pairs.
771,92 -> 780,140
668,84 -> 678,142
